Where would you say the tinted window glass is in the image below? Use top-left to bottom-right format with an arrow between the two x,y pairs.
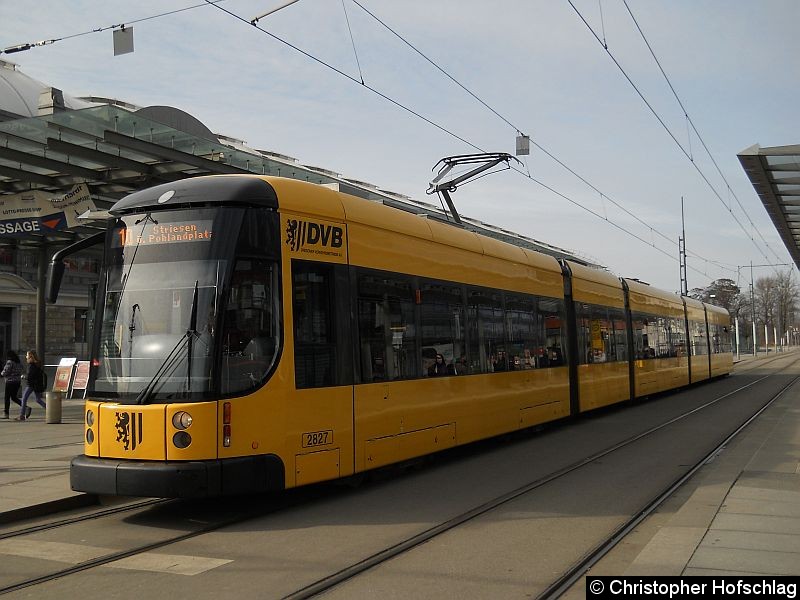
467,288 -> 504,373
293,262 -> 337,388
576,303 -> 628,364
220,259 -> 280,394
420,281 -> 465,376
358,272 -> 418,381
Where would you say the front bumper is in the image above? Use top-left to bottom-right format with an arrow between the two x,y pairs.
70,454 -> 285,498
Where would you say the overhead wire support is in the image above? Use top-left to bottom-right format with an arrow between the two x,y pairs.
340,0 -> 365,85
251,0 -> 302,25
1,1 -> 228,55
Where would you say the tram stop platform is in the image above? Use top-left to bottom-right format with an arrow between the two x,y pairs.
1,353 -> 799,582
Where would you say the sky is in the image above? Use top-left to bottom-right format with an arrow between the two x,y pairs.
2,0 -> 799,293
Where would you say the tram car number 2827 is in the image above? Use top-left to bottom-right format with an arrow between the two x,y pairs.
303,430 -> 334,448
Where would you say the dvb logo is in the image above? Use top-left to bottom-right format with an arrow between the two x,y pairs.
286,219 -> 344,251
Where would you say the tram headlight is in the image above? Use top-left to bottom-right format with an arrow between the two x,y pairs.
172,431 -> 192,449
172,411 -> 193,430
86,429 -> 94,444
86,409 -> 95,427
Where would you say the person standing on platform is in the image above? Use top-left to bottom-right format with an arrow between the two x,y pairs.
2,350 -> 24,418
16,350 -> 46,421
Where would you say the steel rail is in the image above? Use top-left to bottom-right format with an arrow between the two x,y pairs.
0,498 -> 168,541
281,363 -> 795,600
538,369 -> 800,599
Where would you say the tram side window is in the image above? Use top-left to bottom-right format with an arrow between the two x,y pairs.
467,288 -> 505,373
610,307 -> 628,362
358,271 -> 418,382
220,259 -> 281,395
292,261 -> 351,388
709,322 -> 732,354
632,313 -> 682,359
576,303 -> 627,364
539,297 -> 567,367
420,281 -> 465,376
671,315 -> 687,357
505,294 -> 539,370
690,320 -> 708,356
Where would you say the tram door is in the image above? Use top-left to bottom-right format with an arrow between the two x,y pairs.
290,260 -> 355,485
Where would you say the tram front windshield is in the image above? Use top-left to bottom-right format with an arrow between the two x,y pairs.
93,207 -> 280,402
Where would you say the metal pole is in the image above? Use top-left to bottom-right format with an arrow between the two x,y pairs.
679,196 -> 688,296
735,317 -> 740,361
765,324 -> 769,354
751,262 -> 756,356
36,243 -> 47,363
774,326 -> 778,354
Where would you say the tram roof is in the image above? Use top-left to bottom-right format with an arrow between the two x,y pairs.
738,143 -> 800,270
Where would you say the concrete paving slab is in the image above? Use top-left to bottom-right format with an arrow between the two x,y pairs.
728,486 -> 800,504
737,471 -> 800,491
688,546 -> 800,576
720,497 -> 800,518
703,530 -> 800,554
709,513 -> 800,536
623,527 -> 707,575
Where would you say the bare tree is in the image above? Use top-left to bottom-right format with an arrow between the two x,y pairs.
753,269 -> 799,343
773,269 -> 799,340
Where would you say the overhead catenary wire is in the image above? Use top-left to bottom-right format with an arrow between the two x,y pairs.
3,1 -> 743,279
350,0 -> 738,274
621,0 -> 784,266
0,1 -> 227,54
566,0 -> 783,272
205,1 -> 484,154
205,0 -> 733,284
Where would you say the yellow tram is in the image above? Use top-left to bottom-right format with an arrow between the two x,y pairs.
50,175 -> 732,497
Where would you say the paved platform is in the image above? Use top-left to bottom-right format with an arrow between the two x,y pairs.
1,353 -> 798,585
0,396 -> 93,523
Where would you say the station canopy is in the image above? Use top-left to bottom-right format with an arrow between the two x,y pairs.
738,144 -> 800,270
0,103 -> 593,264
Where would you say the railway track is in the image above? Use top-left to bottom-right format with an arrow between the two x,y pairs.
282,357 -> 800,599
1,354 -> 796,597
0,492 -> 298,596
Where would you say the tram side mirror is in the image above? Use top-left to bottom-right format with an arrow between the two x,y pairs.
46,231 -> 106,304
46,260 -> 66,304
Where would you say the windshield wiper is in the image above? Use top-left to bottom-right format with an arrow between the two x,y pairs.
186,281 -> 199,393
128,303 -> 139,357
134,280 -> 200,405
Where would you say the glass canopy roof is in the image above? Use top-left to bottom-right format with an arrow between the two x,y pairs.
738,144 -> 800,270
0,104 -> 591,264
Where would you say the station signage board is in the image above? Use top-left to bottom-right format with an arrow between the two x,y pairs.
0,184 -> 96,238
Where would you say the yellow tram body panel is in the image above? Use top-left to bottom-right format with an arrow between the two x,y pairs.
706,303 -> 734,377
339,192 -> 565,295
683,296 -> 711,383
577,362 -> 630,410
353,368 -> 570,471
625,279 -> 690,396
567,262 -> 630,411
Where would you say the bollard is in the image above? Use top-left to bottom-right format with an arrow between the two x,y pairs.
45,391 -> 63,424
